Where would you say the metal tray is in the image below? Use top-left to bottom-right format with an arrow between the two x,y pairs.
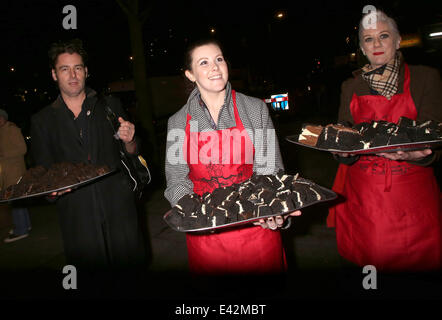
163,183 -> 337,233
0,169 -> 116,203
286,135 -> 442,155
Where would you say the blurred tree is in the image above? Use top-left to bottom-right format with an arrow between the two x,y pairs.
116,0 -> 159,166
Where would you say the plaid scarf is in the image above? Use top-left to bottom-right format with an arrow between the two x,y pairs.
362,52 -> 400,100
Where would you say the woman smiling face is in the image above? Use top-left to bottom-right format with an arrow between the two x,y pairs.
360,21 -> 401,69
185,43 -> 229,96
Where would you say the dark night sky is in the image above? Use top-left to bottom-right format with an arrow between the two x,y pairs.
1,0 -> 441,127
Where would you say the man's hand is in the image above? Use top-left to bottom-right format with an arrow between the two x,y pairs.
47,188 -> 72,200
118,117 -> 136,154
117,117 -> 135,144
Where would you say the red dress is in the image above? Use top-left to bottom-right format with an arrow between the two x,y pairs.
183,90 -> 287,274
328,65 -> 441,271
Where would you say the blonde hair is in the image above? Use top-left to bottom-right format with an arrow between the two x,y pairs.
358,10 -> 400,46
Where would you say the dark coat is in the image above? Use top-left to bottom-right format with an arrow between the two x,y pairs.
0,121 -> 27,189
30,88 -> 145,270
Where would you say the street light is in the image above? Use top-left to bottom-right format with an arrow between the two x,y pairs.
429,32 -> 442,37
275,12 -> 285,19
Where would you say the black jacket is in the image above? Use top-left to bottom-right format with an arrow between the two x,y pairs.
30,88 -> 145,270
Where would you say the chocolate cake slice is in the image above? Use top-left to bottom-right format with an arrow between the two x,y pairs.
235,199 -> 255,220
269,198 -> 292,215
165,207 -> 185,230
255,204 -> 273,217
225,190 -> 239,202
277,172 -> 294,189
212,209 -> 229,226
219,199 -> 235,211
360,121 -> 391,147
257,188 -> 275,203
12,180 -> 34,198
210,186 -> 235,207
290,179 -> 313,207
374,121 -> 397,135
276,189 -> 291,199
196,203 -> 214,221
387,128 -> 410,145
298,124 -> 323,146
19,166 -> 47,184
297,117 -> 442,152
13,166 -> 47,196
316,124 -> 363,150
0,162 -> 112,201
176,194 -> 201,215
238,181 -> 254,199
165,172 -> 337,231
75,162 -> 97,182
397,116 -> 416,129
353,122 -> 370,134
415,120 -> 440,141
250,173 -> 274,189
0,185 -> 15,200
369,133 -> 390,147
195,214 -> 209,229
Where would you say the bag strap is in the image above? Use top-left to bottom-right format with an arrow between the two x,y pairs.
98,96 -> 129,155
99,95 -> 151,189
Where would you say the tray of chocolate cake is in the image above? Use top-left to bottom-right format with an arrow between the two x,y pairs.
286,117 -> 442,154
0,162 -> 114,203
163,171 -> 337,233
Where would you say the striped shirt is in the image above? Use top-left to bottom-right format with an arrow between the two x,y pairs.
198,94 -> 218,130
164,82 -> 284,207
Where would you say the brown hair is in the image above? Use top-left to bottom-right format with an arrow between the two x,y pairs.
183,38 -> 225,72
182,38 -> 229,93
48,38 -> 88,69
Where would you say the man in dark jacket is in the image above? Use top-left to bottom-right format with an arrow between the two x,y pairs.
30,39 -> 146,278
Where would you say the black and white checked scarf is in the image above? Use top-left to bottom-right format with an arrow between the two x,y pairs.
362,52 -> 400,100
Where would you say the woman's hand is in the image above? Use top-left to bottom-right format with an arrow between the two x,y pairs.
377,149 -> 432,161
331,151 -> 356,158
254,210 -> 302,230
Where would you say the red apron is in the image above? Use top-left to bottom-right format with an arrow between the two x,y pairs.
328,65 -> 441,271
183,90 -> 287,274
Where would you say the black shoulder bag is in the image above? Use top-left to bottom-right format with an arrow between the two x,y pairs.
102,98 -> 151,199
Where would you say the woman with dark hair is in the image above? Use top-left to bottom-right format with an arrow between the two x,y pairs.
164,38 -> 300,274
329,10 -> 442,271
